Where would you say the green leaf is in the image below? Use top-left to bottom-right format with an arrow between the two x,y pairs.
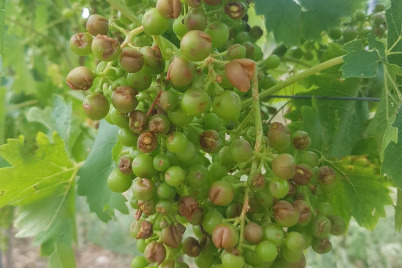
254,0 -> 364,46
48,243 -> 77,268
382,105 -> 402,189
0,132 -> 78,264
341,40 -> 380,79
326,157 -> 392,230
77,121 -> 128,222
386,0 -> 402,65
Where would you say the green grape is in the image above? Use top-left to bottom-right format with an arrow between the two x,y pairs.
109,107 -> 129,128
107,169 -> 133,193
281,246 -> 303,263
158,89 -> 180,111
118,128 -> 139,147
173,15 -> 189,39
167,106 -> 194,126
127,70 -> 153,91
165,166 -> 186,186
132,154 -> 156,178
157,182 -> 176,200
221,253 -> 245,268
196,252 -> 215,268
176,141 -> 196,162
180,88 -> 211,116
255,189 -> 274,208
82,93 -> 109,120
328,28 -> 342,40
137,239 -> 147,253
208,162 -> 228,181
229,138 -> 253,163
131,256 -> 149,268
256,241 -> 278,263
284,231 -> 305,252
203,113 -> 221,130
297,151 -> 318,167
343,27 -> 357,42
187,164 -> 210,187
185,7 -> 207,31
112,86 -> 139,113
70,32 -> 93,56
180,30 -> 212,61
268,177 -> 289,198
355,11 -> 366,21
153,154 -> 170,172
142,8 -> 169,35
167,56 -> 195,87
202,210 -> 223,233
205,21 -> 230,49
265,54 -> 281,69
244,248 -> 264,266
272,154 -> 295,180
212,90 -> 241,120
374,3 -> 386,12
166,131 -> 188,153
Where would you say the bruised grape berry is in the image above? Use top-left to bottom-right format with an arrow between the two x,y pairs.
200,130 -> 220,153
161,223 -> 185,248
183,237 -> 201,257
229,138 -> 253,163
181,88 -> 211,116
148,114 -> 171,134
183,0 -> 201,7
86,14 -> 108,35
293,200 -> 312,225
212,223 -> 239,250
144,242 -> 166,264
66,66 -> 95,90
140,46 -> 164,74
267,122 -> 290,152
273,200 -> 300,227
187,164 -> 210,187
185,7 -> 207,31
293,164 -> 314,185
180,30 -> 212,61
112,86 -> 139,113
329,215 -> 347,236
130,219 -> 153,239
128,110 -> 148,134
312,216 -> 331,238
272,154 -> 296,180
142,8 -> 169,36
244,222 -> 263,244
167,56 -> 195,87
70,32 -> 93,56
120,47 -> 144,73
137,131 -> 158,153
312,237 -> 332,254
92,35 -> 121,62
179,196 -> 204,225
224,1 -> 247,19
209,180 -> 234,206
127,70 -> 152,91
118,156 -> 132,175
82,93 -> 109,120
132,178 -> 155,201
205,21 -> 230,49
318,166 -> 336,186
292,130 -> 311,150
158,89 -> 179,111
225,59 -> 256,92
156,0 -> 182,19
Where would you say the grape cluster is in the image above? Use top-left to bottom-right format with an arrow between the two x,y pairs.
66,1 -> 347,267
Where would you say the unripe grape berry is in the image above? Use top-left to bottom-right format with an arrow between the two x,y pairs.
66,66 -> 95,90
132,178 -> 155,201
265,54 -> 281,69
328,28 -> 342,40
92,35 -> 121,62
212,90 -> 241,120
244,222 -> 263,244
128,110 -> 148,134
224,1 -> 247,19
132,154 -> 156,178
173,15 -> 189,39
343,27 -> 357,42
167,56 -> 195,87
285,231 -> 305,252
249,26 -> 264,41
293,200 -> 312,225
262,223 -> 284,246
221,253 -> 245,268
180,30 -> 212,61
137,132 -> 158,153
225,59 -> 256,92
82,93 -> 109,120
312,216 -> 332,238
208,162 -> 227,181
118,128 -> 138,147
181,88 -> 211,116
187,164 -> 210,187
292,164 -> 314,185
70,32 -> 93,56
355,11 -> 366,21
227,44 -> 247,60
256,241 -> 278,263
374,3 -> 386,12
183,237 -> 201,257
157,182 -> 175,199
185,7 -> 207,31
166,131 -> 188,153
209,180 -> 234,206
229,138 -> 253,163
292,130 -> 311,150
226,203 -> 242,218
311,237 -> 332,254
112,86 -> 139,113
158,89 -> 179,111
144,242 -> 166,264
130,256 -> 149,268
267,122 -> 290,152
272,154 -> 296,180
148,114 -> 171,134
281,246 -> 304,263
205,21 -> 230,49
297,150 -> 319,167
273,200 -> 300,227
373,13 -> 386,25
168,106 -> 194,126
212,223 -> 239,250
127,70 -> 153,91
107,169 -> 132,193
200,130 -> 220,153
86,14 -> 108,36
156,0 -> 182,19
142,8 -> 169,36
165,166 -> 186,186
120,47 -> 144,73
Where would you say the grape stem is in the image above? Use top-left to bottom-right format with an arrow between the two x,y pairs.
238,74 -> 263,253
105,0 -> 141,25
146,90 -> 162,117
241,56 -> 345,108
121,26 -> 145,48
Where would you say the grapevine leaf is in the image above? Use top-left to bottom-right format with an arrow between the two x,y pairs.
254,0 -> 364,46
386,0 -> 402,66
327,157 -> 392,230
0,132 -> 78,263
341,40 -> 380,79
48,242 -> 77,268
382,105 -> 402,188
77,120 -> 128,222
